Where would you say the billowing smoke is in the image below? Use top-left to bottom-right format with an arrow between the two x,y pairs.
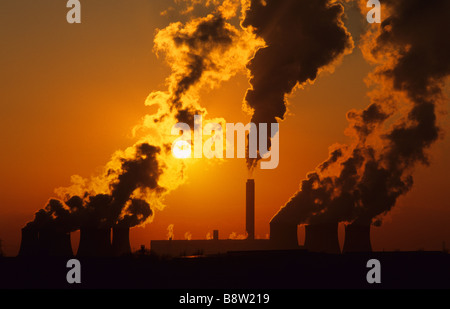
150,6 -> 262,127
272,0 -> 450,227
242,0 -> 354,170
169,14 -> 236,124
24,3 -> 261,235
116,199 -> 153,228
25,143 -> 162,232
108,143 -> 163,226
24,198 -> 81,233
167,224 -> 174,240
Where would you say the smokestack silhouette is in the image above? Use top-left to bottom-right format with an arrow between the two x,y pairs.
18,227 -> 39,257
304,222 -> 340,254
77,227 -> 112,257
112,227 -> 132,256
246,179 -> 255,240
342,223 -> 372,253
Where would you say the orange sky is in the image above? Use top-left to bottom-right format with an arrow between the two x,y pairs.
1,0 -> 449,256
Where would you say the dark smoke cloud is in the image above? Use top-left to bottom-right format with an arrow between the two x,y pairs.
24,6 -> 254,235
24,198 -> 82,232
242,0 -> 353,169
272,0 -> 450,227
377,0 -> 450,166
108,143 -> 163,225
77,143 -> 163,228
172,16 -> 233,103
319,147 -> 344,172
164,14 -> 240,126
353,0 -> 450,224
116,199 -> 153,228
25,143 -> 163,231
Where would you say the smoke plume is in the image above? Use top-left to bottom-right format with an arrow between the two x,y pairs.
25,3 -> 261,235
242,0 -> 354,170
272,0 -> 450,227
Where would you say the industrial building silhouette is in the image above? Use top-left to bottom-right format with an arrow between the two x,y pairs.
18,179 -> 373,258
151,179 -> 373,256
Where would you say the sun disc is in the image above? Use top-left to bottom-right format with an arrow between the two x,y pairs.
172,140 -> 192,159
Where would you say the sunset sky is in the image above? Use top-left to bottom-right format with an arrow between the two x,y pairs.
1,0 -> 449,256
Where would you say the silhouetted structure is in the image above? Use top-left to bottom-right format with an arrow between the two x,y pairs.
112,226 -> 132,256
38,229 -> 73,257
18,227 -> 40,257
342,223 -> 372,253
246,179 -> 255,240
151,238 -> 276,257
77,227 -> 112,257
152,180 -> 293,257
213,230 -> 219,240
269,220 -> 298,249
304,222 -> 340,254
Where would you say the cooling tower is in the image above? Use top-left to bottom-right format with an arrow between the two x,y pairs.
38,229 -> 73,257
246,179 -> 255,240
342,223 -> 372,253
77,227 -> 112,257
304,222 -> 341,254
269,220 -> 299,249
112,226 -> 131,256
18,227 -> 39,257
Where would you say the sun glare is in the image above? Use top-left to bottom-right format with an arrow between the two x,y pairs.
172,140 -> 192,159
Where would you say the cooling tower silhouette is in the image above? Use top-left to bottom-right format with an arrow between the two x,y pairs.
112,226 -> 132,256
342,223 -> 372,253
304,222 -> 340,254
18,227 -> 40,257
77,227 -> 112,257
38,229 -> 73,257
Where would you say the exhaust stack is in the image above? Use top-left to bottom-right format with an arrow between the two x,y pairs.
246,179 -> 255,240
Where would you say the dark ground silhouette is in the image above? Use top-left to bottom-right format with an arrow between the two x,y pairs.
0,250 -> 448,289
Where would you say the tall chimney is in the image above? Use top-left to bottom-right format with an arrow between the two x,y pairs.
304,222 -> 341,254
342,223 -> 372,253
112,226 -> 132,256
246,179 -> 255,240
18,227 -> 39,257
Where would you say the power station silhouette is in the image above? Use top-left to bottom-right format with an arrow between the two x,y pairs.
18,179 -> 373,258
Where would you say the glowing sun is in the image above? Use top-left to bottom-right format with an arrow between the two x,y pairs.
172,140 -> 192,159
